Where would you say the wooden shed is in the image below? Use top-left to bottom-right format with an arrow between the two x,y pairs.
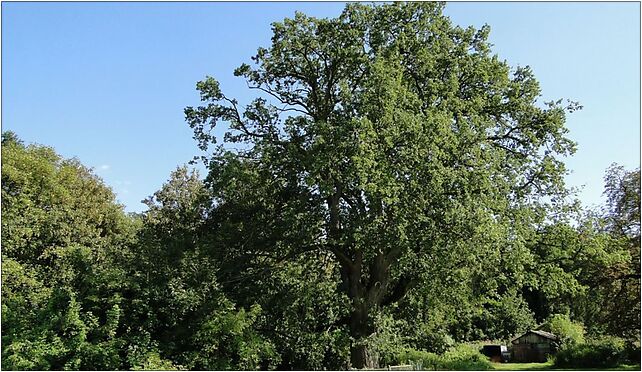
511,330 -> 558,362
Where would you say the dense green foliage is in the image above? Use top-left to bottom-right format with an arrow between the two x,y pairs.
554,336 -> 633,369
542,314 -> 585,347
577,165 -> 641,339
397,344 -> 493,371
127,167 -> 281,370
1,139 -> 280,370
2,2 -> 640,370
2,134 -> 136,370
184,2 -> 585,367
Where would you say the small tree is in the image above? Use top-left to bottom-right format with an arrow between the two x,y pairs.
130,166 -> 280,369
589,165 -> 640,338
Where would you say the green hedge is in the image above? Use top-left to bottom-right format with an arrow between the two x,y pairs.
397,344 -> 493,370
397,348 -> 441,370
554,336 -> 627,368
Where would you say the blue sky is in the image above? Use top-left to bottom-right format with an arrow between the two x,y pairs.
3,2 -> 639,213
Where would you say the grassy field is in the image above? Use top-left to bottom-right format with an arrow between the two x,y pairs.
491,362 -> 641,371
491,361 -> 554,370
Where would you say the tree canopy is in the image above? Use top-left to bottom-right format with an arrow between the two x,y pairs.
185,2 -> 581,368
2,2 -> 639,370
2,135 -> 134,369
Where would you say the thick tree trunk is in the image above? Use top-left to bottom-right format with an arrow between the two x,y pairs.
344,260 -> 380,369
326,188 -> 388,369
351,341 -> 378,370
351,343 -> 368,370
349,303 -> 379,369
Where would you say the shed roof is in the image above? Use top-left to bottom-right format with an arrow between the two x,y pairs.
511,330 -> 558,343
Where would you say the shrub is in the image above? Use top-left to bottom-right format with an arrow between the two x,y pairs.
372,313 -> 408,367
415,324 -> 456,354
623,340 -> 641,364
543,314 -> 585,346
554,336 -> 626,368
397,348 -> 441,370
397,344 -> 492,371
441,344 -> 493,371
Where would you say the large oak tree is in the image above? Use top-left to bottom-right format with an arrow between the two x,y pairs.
186,3 -> 578,368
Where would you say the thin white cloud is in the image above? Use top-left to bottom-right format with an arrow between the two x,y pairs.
99,164 -> 111,171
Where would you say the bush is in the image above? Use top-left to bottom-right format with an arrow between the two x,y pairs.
397,344 -> 492,371
543,314 -> 585,346
441,344 -> 493,371
623,340 -> 641,365
397,348 -> 441,370
372,313 -> 408,367
554,336 -> 626,368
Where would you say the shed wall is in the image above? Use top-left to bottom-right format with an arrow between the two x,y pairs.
511,333 -> 555,362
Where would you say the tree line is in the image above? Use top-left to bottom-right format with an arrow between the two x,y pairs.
2,3 -> 640,370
